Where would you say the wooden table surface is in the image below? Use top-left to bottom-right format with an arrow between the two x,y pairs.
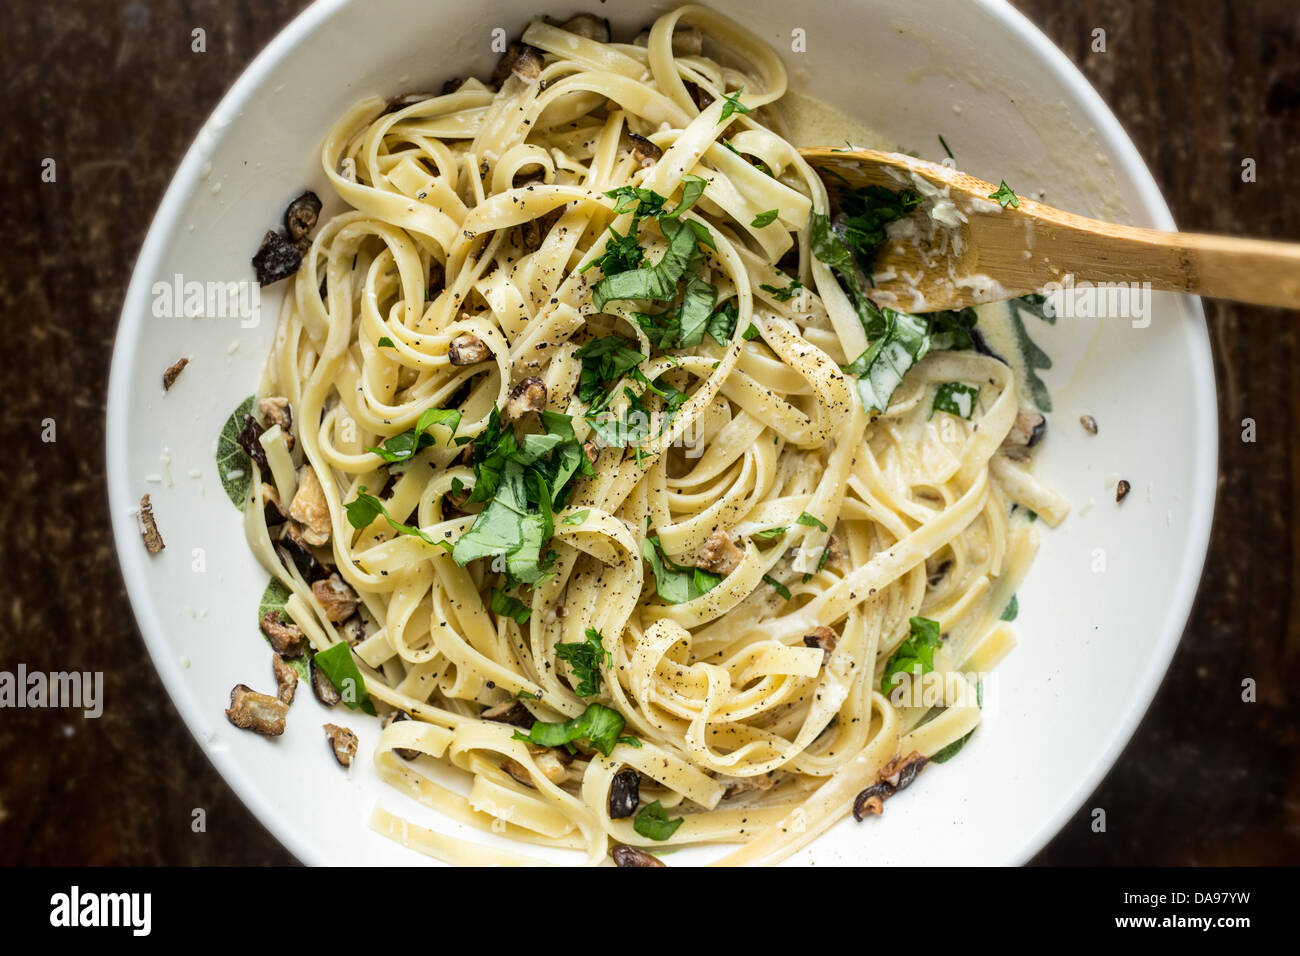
1,0 -> 1296,866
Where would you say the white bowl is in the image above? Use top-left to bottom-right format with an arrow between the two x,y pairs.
106,0 -> 1217,865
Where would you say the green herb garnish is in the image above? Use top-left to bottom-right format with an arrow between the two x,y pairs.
932,382 -> 979,419
345,486 -> 448,549
633,800 -> 684,840
511,702 -> 640,756
762,574 -> 791,601
988,180 -> 1020,208
554,627 -> 610,697
490,587 -> 532,625
365,406 -> 461,465
750,209 -> 779,228
718,88 -> 752,122
641,536 -> 723,604
796,512 -> 828,532
312,642 -> 377,715
880,617 -> 942,694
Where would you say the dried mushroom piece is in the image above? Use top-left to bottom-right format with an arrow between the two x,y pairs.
162,357 -> 189,391
259,610 -> 305,658
608,768 -> 640,819
225,684 -> 289,737
271,653 -> 297,705
505,377 -> 547,419
480,699 -> 535,728
323,723 -> 358,767
490,42 -> 544,87
312,572 -> 359,623
235,414 -> 269,476
610,844 -> 666,867
448,332 -> 490,366
310,657 -> 341,707
139,494 -> 165,554
628,132 -> 662,166
381,710 -> 421,760
284,191 -> 323,241
1003,409 -> 1046,449
251,229 -> 303,287
802,625 -> 839,661
258,397 -> 294,449
852,751 -> 930,821
276,520 -> 327,581
694,530 -> 742,576
340,614 -> 367,646
259,483 -> 287,527
558,13 -> 611,41
289,465 -> 331,546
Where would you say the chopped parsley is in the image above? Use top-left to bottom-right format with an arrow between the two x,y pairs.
490,587 -> 532,625
451,408 -> 594,585
554,627 -> 610,697
365,406 -> 461,465
742,323 -> 761,341
759,279 -> 803,302
641,535 -> 722,604
718,88 -> 752,122
634,800 -> 684,840
796,512 -> 828,532
880,616 -> 942,694
511,702 -> 640,756
753,526 -> 788,540
988,180 -> 1020,209
377,336 -> 396,348
762,574 -> 791,601
345,487 -> 449,550
932,382 -> 979,419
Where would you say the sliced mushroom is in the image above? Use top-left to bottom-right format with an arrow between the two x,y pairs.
683,80 -> 713,112
516,218 -> 543,251
582,439 -> 600,467
340,613 -> 367,646
1003,409 -> 1046,449
323,723 -> 358,767
258,396 -> 294,450
162,357 -> 189,391
225,684 -> 289,737
490,42 -> 544,87
260,483 -> 287,527
926,559 -> 952,589
448,332 -> 490,366
312,572 -> 359,623
1080,414 -> 1098,435
628,132 -> 662,166
532,748 -> 570,785
139,494 -> 164,554
252,229 -> 303,286
310,658 -> 341,707
669,25 -> 704,55
1116,479 -> 1131,503
852,751 -> 930,821
276,521 -> 327,581
609,768 -> 640,819
720,771 -> 777,799
481,699 -> 535,729
284,191 -> 323,241
559,13 -> 611,41
694,529 -> 743,576
610,844 -> 667,867
235,414 -> 270,475
802,625 -> 839,661
289,465 -> 331,546
382,91 -> 436,114
259,611 -> 305,658
271,654 -> 297,705
505,377 -> 547,419
381,710 -> 421,760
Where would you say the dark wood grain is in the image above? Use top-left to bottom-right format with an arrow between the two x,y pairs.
0,0 -> 1295,866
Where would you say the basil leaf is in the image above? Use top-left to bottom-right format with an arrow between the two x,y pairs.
634,800 -> 684,840
762,574 -> 791,601
753,527 -> 788,540
563,508 -> 590,526
345,487 -> 447,549
1000,594 -> 1019,622
641,536 -> 722,604
742,323 -> 761,341
842,307 -> 932,414
676,275 -> 718,348
377,336 -> 396,348
759,279 -> 802,302
490,587 -> 532,625
751,209 -> 779,228
554,627 -> 609,697
576,337 -> 646,411
796,512 -> 828,532
880,617 -> 943,694
662,174 -> 708,219
705,300 -> 738,346
932,382 -> 979,419
511,702 -> 636,757
313,642 -> 377,715
366,406 -> 461,464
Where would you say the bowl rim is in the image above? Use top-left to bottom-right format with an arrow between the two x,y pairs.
105,0 -> 1218,866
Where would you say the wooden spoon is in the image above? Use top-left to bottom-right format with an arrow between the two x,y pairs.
799,146 -> 1300,312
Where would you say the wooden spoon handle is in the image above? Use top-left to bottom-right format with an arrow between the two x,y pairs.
1019,208 -> 1300,309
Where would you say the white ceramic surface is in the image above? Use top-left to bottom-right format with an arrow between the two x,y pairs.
106,0 -> 1218,865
